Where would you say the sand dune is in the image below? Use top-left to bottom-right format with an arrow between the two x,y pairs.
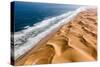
15,7 -> 97,65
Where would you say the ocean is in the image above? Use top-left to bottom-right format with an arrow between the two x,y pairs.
13,1 -> 82,32
11,1 -> 86,59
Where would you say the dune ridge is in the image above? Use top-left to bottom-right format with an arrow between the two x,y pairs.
15,7 -> 97,65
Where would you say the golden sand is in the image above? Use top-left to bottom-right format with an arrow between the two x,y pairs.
15,8 -> 97,65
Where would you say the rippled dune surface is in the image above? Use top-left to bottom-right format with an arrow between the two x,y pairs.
15,7 -> 97,65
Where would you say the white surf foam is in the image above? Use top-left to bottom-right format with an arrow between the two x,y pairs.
13,6 -> 88,60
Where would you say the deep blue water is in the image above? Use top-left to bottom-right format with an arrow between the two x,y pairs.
13,1 -> 82,32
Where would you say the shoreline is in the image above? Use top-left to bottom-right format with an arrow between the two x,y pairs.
15,26 -> 61,63
15,7 -> 97,65
14,7 -> 85,59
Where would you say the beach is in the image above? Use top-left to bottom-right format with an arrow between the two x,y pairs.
15,7 -> 97,65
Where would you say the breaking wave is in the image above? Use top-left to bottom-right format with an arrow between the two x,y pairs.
12,7 -> 87,59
